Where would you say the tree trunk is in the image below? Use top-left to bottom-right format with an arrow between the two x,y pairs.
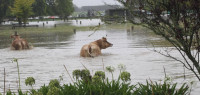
183,50 -> 200,81
18,18 -> 22,26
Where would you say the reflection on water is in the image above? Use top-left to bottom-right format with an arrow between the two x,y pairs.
0,26 -> 199,94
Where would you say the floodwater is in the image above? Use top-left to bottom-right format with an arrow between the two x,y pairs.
0,19 -> 200,94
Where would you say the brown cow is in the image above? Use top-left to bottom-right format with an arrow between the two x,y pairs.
11,32 -> 30,50
80,37 -> 113,57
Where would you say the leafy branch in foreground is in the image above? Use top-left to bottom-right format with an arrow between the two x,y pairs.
117,0 -> 200,81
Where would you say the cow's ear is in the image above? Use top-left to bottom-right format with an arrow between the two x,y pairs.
102,37 -> 107,39
15,31 -> 18,36
102,37 -> 107,41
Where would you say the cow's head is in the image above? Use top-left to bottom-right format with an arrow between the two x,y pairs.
101,37 -> 113,49
11,32 -> 20,39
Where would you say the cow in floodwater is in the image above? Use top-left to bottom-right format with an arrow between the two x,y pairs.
80,37 -> 113,57
10,32 -> 30,50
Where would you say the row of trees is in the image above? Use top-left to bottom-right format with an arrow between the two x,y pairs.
0,0 -> 74,25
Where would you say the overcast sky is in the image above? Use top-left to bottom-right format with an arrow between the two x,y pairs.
73,0 -> 121,7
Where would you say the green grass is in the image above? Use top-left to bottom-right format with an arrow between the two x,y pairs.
0,25 -> 89,36
0,23 -> 135,36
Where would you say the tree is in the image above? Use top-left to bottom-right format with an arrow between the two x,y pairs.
0,0 -> 7,23
10,0 -> 35,25
32,0 -> 46,17
56,0 -> 74,21
46,0 -> 57,15
117,0 -> 200,80
0,0 -> 13,23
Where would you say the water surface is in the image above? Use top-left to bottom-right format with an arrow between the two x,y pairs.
0,21 -> 199,94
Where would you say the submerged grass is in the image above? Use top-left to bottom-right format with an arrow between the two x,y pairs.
0,25 -> 88,36
0,23 -> 136,37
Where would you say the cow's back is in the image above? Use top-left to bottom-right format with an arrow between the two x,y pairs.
80,44 -> 90,57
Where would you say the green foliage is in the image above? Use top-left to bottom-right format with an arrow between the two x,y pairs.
4,66 -> 190,95
92,75 -> 102,83
106,66 -> 115,73
29,89 -> 37,95
120,71 -> 131,82
0,0 -> 12,22
117,0 -> 200,81
25,77 -> 35,87
72,69 -> 91,81
32,0 -> 46,16
6,90 -> 12,95
10,0 -> 35,25
133,80 -> 189,95
94,71 -> 105,80
18,89 -> 27,95
38,85 -> 49,95
65,78 -> 134,95
47,87 -> 61,95
49,79 -> 60,88
61,84 -> 77,95
79,69 -> 92,82
80,69 -> 90,77
56,0 -> 74,19
72,69 -> 81,80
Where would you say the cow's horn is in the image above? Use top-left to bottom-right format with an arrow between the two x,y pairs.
15,31 -> 18,36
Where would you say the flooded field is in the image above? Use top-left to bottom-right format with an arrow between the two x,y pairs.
0,19 -> 199,94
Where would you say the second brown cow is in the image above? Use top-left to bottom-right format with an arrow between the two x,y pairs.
11,32 -> 30,50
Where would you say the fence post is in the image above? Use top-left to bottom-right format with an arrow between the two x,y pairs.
73,29 -> 76,34
4,68 -> 6,95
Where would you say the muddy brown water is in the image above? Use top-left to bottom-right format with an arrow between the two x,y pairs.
0,20 -> 200,94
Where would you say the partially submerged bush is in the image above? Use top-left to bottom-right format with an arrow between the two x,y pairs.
120,71 -> 131,82
47,86 -> 61,95
80,69 -> 91,81
94,71 -> 105,80
3,66 -> 190,95
25,77 -> 35,87
72,69 -> 81,80
92,75 -> 102,83
49,79 -> 60,88
106,66 -> 115,73
37,85 -> 49,95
